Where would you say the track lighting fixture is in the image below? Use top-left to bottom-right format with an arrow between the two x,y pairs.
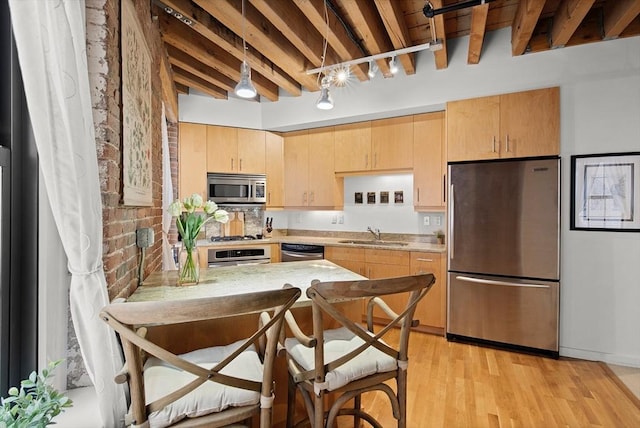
367,60 -> 377,79
234,0 -> 257,99
316,76 -> 334,110
388,56 -> 398,75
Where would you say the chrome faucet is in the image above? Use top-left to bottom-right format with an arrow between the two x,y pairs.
367,226 -> 381,241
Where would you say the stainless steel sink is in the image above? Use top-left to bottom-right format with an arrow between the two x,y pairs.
338,240 -> 408,246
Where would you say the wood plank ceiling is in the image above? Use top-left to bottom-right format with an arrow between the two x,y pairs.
153,0 -> 640,108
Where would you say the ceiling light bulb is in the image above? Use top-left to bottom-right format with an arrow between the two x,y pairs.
235,61 -> 257,99
367,60 -> 377,79
389,56 -> 398,75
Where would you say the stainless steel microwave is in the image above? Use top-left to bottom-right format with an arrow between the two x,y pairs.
207,173 -> 266,205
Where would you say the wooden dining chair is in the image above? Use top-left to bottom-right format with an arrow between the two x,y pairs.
100,287 -> 301,428
283,273 -> 435,428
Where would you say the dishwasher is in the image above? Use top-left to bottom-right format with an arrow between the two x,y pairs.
280,243 -> 324,262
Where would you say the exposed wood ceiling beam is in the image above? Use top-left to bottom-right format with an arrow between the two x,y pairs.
430,0 -> 448,69
158,15 -> 279,101
468,3 -> 489,64
293,0 -> 369,81
550,0 -> 596,48
338,0 -> 395,76
193,0 -> 319,92
511,0 -> 546,55
156,0 -> 301,97
159,48 -> 178,122
175,82 -> 189,94
374,0 -> 416,75
173,66 -> 228,99
166,45 -> 236,92
603,0 -> 640,39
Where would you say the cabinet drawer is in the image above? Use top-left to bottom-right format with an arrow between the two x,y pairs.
410,252 -> 441,273
365,249 -> 410,266
325,246 -> 365,262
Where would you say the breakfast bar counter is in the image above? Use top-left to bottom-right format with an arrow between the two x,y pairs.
130,259 -> 366,305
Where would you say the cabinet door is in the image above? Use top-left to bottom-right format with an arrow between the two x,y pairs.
265,132 -> 284,208
307,127 -> 336,207
283,131 -> 309,207
371,116 -> 414,170
499,87 -> 560,158
179,123 -> 207,199
413,112 -> 445,210
237,128 -> 266,173
447,96 -> 500,162
411,252 -> 444,330
334,121 -> 371,172
207,125 -> 238,173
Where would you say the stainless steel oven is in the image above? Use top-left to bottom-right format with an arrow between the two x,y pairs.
208,245 -> 271,267
207,173 -> 266,205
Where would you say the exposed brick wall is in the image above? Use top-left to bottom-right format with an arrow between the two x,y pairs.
167,122 -> 179,244
87,0 -> 167,301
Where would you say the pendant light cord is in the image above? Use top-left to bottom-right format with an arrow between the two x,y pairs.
318,0 -> 329,88
241,0 -> 247,62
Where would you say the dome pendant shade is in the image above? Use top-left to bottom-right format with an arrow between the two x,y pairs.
235,61 -> 257,99
316,87 -> 334,110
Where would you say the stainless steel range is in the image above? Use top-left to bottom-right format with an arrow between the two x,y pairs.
207,235 -> 271,267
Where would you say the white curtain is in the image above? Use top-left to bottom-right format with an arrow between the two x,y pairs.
9,1 -> 127,427
161,104 -> 176,270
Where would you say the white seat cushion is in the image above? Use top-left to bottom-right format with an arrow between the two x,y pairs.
143,339 -> 263,428
285,327 -> 397,392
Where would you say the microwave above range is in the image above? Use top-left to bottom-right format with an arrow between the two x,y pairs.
207,173 -> 266,205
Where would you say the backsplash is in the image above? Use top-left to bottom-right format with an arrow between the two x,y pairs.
266,174 -> 445,237
204,205 -> 265,239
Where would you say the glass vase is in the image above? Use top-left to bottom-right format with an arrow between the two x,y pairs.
178,240 -> 199,285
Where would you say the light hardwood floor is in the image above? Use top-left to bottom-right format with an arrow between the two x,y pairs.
334,331 -> 640,428
56,332 -> 640,427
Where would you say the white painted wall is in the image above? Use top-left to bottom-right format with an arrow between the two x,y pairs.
181,29 -> 640,365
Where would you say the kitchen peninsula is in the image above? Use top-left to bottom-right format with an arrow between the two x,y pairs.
130,259 -> 365,305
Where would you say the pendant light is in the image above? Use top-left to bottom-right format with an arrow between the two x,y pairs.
234,0 -> 257,99
316,76 -> 334,110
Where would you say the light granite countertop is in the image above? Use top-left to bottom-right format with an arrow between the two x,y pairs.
196,234 -> 446,253
129,259 -> 366,307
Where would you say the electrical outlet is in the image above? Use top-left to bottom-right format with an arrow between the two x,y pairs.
423,216 -> 430,226
136,227 -> 154,248
331,215 -> 337,224
338,214 -> 344,224
434,216 -> 441,226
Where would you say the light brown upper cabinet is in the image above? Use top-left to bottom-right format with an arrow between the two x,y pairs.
334,121 -> 372,172
265,132 -> 284,208
371,116 -> 414,171
413,112 -> 446,210
334,116 -> 413,174
178,122 -> 207,199
284,127 -> 343,209
206,125 -> 266,174
447,87 -> 560,162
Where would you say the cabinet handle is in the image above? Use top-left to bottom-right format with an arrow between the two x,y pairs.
492,136 -> 496,153
303,192 -> 307,203
231,158 -> 234,171
310,191 -> 315,202
239,158 -> 243,171
505,135 -> 510,152
268,192 -> 271,204
416,258 -> 434,262
442,174 -> 446,204
368,267 -> 372,278
374,153 -> 378,167
365,154 -> 368,168
417,188 -> 420,203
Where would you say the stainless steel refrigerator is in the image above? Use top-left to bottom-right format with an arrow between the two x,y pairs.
447,157 -> 560,356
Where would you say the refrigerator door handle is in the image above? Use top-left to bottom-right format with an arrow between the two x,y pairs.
456,275 -> 551,289
449,184 -> 454,259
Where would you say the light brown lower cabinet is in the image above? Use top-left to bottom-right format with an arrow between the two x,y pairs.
325,246 -> 445,334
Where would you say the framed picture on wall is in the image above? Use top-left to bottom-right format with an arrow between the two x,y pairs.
121,0 -> 153,206
570,152 -> 640,232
